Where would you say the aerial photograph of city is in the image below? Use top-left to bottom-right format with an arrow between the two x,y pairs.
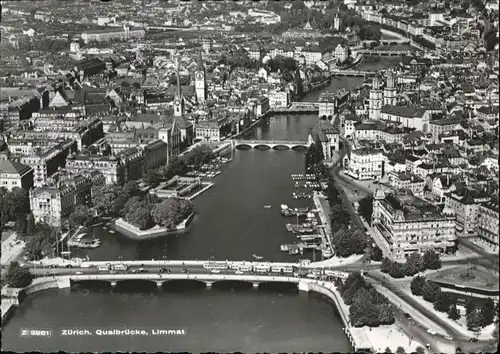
0,0 -> 499,352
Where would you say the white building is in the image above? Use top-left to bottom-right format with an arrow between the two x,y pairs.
334,44 -> 349,63
343,148 -> 386,180
372,189 -> 457,260
268,90 -> 290,108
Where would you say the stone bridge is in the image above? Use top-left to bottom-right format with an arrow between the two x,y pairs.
380,39 -> 411,45
233,140 -> 310,150
330,69 -> 376,77
358,50 -> 412,57
68,273 -> 301,289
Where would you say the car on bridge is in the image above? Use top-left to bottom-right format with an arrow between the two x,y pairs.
181,268 -> 190,274
159,268 -> 171,274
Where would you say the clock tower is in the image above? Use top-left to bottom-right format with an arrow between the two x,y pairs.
174,54 -> 184,117
195,51 -> 206,104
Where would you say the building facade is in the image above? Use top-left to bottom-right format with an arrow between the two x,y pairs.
372,189 -> 457,260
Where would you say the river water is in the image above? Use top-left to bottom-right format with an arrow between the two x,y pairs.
3,64 -> 394,352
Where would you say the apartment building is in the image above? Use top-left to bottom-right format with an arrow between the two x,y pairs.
387,172 -> 425,197
20,140 -> 77,187
445,186 -> 491,235
344,148 -> 386,180
372,189 -> 457,260
476,200 -> 499,249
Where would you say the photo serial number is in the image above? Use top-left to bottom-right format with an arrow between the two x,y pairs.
60,329 -> 187,336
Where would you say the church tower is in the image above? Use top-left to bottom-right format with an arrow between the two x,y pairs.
383,70 -> 397,106
174,54 -> 184,117
368,76 -> 383,120
195,51 -> 207,104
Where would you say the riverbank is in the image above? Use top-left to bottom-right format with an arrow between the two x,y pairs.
114,212 -> 194,240
1,277 -> 69,325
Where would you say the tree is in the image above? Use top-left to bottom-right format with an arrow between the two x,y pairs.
349,296 -> 380,327
465,299 -> 476,316
26,213 -> 35,235
369,245 -> 383,261
467,309 -> 483,332
479,298 -> 495,327
358,196 -> 373,224
5,261 -> 33,288
378,303 -> 395,325
384,347 -> 392,353
405,252 -> 424,276
333,227 -> 366,257
434,292 -> 452,312
124,206 -> 151,230
381,257 -> 392,273
69,205 -> 92,227
151,198 -> 193,229
388,261 -> 406,278
410,276 -> 427,296
15,214 -> 27,236
123,180 -> 139,198
415,346 -> 425,354
395,347 -> 405,354
92,184 -> 120,214
448,302 -> 461,320
144,169 -> 163,188
423,249 -> 441,270
422,281 -> 441,303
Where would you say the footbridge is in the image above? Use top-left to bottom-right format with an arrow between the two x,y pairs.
330,69 -> 376,77
233,139 -> 310,149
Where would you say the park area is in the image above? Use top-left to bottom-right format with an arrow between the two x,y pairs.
427,265 -> 499,293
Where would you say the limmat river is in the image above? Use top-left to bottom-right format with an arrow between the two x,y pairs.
2,61 -> 395,352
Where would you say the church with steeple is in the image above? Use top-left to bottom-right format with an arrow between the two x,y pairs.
173,54 -> 185,117
195,51 -> 207,104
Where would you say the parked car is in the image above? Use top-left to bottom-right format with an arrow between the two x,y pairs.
74,271 -> 84,275
426,329 -> 437,335
425,344 -> 432,350
403,313 -> 411,319
65,264 -> 73,268
469,337 -> 478,343
444,336 -> 454,341
138,268 -> 148,273
47,264 -> 58,268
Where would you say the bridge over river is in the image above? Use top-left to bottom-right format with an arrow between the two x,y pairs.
233,139 -> 310,149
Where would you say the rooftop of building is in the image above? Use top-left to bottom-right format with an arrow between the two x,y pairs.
0,159 -> 31,176
382,190 -> 446,221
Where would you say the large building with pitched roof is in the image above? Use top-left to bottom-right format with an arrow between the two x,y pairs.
0,159 -> 33,191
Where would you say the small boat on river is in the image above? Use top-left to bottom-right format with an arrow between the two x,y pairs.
252,254 -> 263,260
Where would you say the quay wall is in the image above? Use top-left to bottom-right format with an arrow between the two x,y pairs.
114,213 -> 194,240
300,281 -> 373,352
1,277 -> 69,324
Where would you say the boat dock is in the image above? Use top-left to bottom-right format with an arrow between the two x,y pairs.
312,191 -> 335,258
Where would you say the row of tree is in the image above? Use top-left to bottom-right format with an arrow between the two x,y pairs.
381,250 -> 441,278
145,145 -> 216,188
123,194 -> 193,231
410,276 -> 497,331
335,272 -> 395,327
